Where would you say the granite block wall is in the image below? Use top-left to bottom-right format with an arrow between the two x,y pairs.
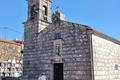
36,21 -> 92,80
92,34 -> 120,80
23,21 -> 39,80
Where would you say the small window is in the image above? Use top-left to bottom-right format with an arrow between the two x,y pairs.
54,33 -> 61,39
30,5 -> 37,20
115,64 -> 119,70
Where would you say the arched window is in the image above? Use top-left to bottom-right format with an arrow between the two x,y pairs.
42,5 -> 48,21
30,5 -> 38,20
43,5 -> 48,16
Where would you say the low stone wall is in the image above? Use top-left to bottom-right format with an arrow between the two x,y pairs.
0,40 -> 22,60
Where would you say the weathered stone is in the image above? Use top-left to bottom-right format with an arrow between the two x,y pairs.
23,0 -> 120,80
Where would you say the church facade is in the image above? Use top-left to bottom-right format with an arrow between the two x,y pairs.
22,0 -> 120,80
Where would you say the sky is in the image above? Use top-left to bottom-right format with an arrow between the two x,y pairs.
0,0 -> 120,40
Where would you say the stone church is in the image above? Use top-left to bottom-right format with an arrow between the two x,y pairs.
22,0 -> 120,80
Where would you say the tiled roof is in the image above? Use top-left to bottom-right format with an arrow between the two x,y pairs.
0,38 -> 23,47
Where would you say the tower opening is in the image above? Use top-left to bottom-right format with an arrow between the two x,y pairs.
30,5 -> 38,20
43,5 -> 48,21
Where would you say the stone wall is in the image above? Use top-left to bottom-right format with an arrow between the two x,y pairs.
0,40 -> 22,60
92,34 -> 120,80
0,39 -> 23,77
23,21 -> 39,80
36,21 -> 92,80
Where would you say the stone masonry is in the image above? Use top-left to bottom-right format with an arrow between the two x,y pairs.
36,21 -> 93,80
23,19 -> 93,80
23,17 -> 120,80
23,0 -> 120,80
92,34 -> 120,80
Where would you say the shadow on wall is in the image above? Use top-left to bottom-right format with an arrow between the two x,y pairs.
0,77 -> 20,80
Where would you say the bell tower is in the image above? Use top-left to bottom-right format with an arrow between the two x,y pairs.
27,0 -> 51,32
23,0 -> 52,80
28,0 -> 51,21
